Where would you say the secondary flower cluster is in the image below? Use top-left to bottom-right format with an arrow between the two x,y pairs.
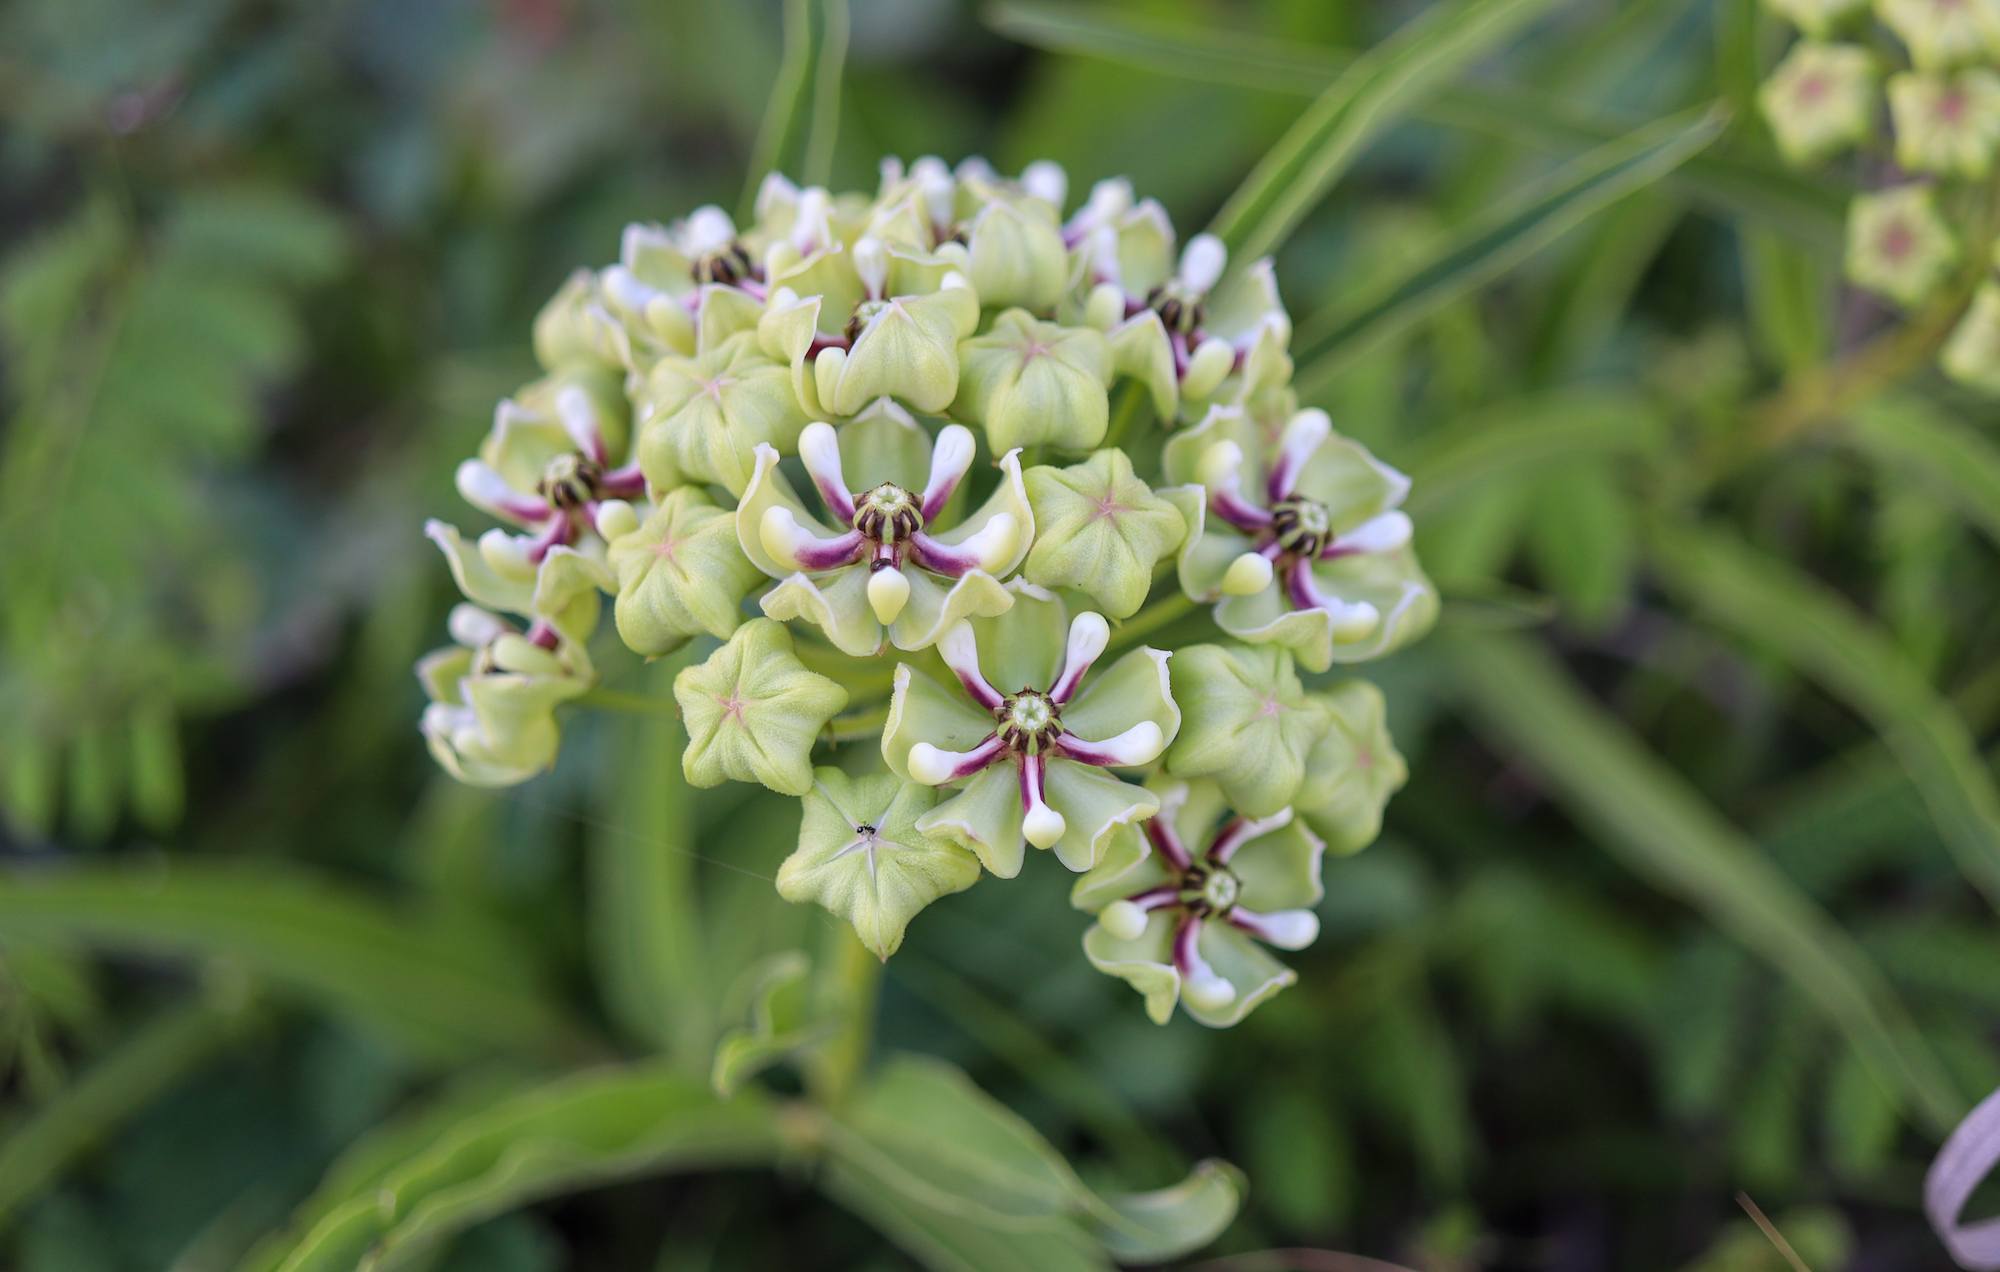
416,157 -> 1435,1026
1756,0 -> 2000,387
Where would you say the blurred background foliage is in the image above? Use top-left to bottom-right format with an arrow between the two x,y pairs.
0,0 -> 1996,1268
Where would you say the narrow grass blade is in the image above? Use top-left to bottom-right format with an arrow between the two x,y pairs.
1205,0 -> 1564,263
1844,395 -> 2000,551
983,0 -> 1350,94
1444,630 -> 1965,1134
1651,523 -> 2000,912
1392,387 -> 1663,518
741,0 -> 818,218
1294,106 -> 1725,393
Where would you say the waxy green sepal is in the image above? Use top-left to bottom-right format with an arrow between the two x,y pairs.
777,768 -> 982,959
1163,643 -> 1330,818
1294,679 -> 1408,855
1022,450 -> 1188,619
607,488 -> 763,656
635,330 -> 809,495
674,618 -> 849,796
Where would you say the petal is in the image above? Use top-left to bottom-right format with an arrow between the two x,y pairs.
1290,433 -> 1413,533
839,398 -> 934,495
1069,821 -> 1174,912
1106,312 -> 1179,422
888,567 -> 1016,651
1081,910 -> 1182,1025
759,566 -> 884,657
1217,550 -> 1437,672
427,519 -> 537,618
1061,646 -> 1182,755
529,546 -> 614,649
882,664 -> 1003,780
1227,819 -> 1327,914
737,443 -> 842,578
967,580 -> 1067,695
1181,923 -> 1296,1028
1042,758 -> 1161,873
756,291 -> 829,418
916,761 -> 1029,879
929,447 -> 1035,578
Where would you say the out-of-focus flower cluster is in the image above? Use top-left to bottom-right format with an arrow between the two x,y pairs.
1757,0 -> 2000,388
416,158 -> 1437,1026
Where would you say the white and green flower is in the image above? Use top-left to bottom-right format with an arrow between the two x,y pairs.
1844,183 -> 1959,307
1759,43 -> 1879,166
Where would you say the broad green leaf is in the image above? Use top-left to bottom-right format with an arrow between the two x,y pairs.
1205,0 -> 1563,263
985,2 -> 1844,245
1443,630 -> 1966,1134
1651,524 -> 2000,912
1392,388 -> 1663,519
1843,395 -> 2000,551
1085,1160 -> 1244,1263
819,1159 -> 1108,1272
258,1065 -> 780,1272
0,992 -> 255,1228
1292,106 -> 1725,393
0,864 -> 584,1062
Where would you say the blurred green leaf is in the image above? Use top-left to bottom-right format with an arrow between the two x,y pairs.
1086,1160 -> 1244,1263
1525,459 -> 1635,629
0,864 -> 584,1062
742,0 -> 849,210
1394,388 -> 1663,519
1842,395 -> 2000,551
1206,0 -> 1564,262
1651,523 -> 2000,911
1444,630 -> 1966,1134
984,0 -> 1350,94
819,1158 -> 1108,1272
1293,105 -> 1725,392
248,1065 -> 780,1272
710,949 -> 831,1097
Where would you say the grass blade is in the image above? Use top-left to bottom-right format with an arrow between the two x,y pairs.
983,0 -> 1350,94
0,863 -> 586,1061
1293,105 -> 1725,393
1444,630 -> 1965,1134
1204,0 -> 1564,263
1844,395 -> 2000,551
1392,388 -> 1663,517
1651,523 -> 2000,912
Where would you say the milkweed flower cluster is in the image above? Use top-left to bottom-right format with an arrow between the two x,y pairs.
416,158 -> 1435,1026
1756,0 -> 2000,389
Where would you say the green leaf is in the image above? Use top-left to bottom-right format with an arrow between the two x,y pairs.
0,991 -> 256,1229
1292,105 -> 1726,393
1442,630 -> 1966,1134
1085,1160 -> 1244,1263
250,1065 -> 780,1272
740,0 -> 849,213
818,1159 -> 1108,1272
0,863 -> 585,1062
710,949 -> 832,1097
983,0 -> 1349,94
1205,0 -> 1564,263
1650,524 -> 2000,912
1392,388 -> 1663,520
1842,394 -> 2000,552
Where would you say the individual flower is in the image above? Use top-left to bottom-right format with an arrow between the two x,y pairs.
602,212 -> 770,367
417,605 -> 594,788
777,768 -> 982,959
530,269 -> 629,374
1292,680 -> 1407,856
1766,0 -> 1871,36
881,587 -> 1180,877
633,329 -> 810,495
1074,779 -> 1324,1027
951,309 -> 1114,452
425,525 -> 614,652
1064,181 -> 1288,420
1758,43 -> 1880,166
1942,278 -> 2000,391
738,408 -> 1032,654
1889,68 -> 2000,176
1163,407 -> 1437,673
961,186 -> 1071,313
1875,0 -> 2000,69
606,487 -> 764,656
1163,643 -> 1331,818
454,375 -> 643,572
1845,183 -> 1959,307
1021,450 -> 1189,619
674,618 -> 849,796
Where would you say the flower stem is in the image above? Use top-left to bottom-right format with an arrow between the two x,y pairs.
1105,592 -> 1199,654
805,922 -> 880,1110
577,687 -> 679,716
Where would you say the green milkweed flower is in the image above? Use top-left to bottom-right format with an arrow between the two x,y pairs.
952,308 -> 1114,453
882,587 -> 1180,877
606,487 -> 764,657
1021,449 -> 1189,620
1164,643 -> 1331,818
425,525 -> 613,652
1165,406 -> 1437,673
738,408 -> 1032,654
1875,0 -> 2000,68
777,768 -> 982,959
1293,680 -> 1408,856
1758,43 -> 1880,166
869,156 -> 1069,312
1889,68 -> 2000,176
675,618 -> 850,796
1943,279 -> 2000,391
601,207 -> 772,368
417,605 -> 594,788
633,330 -> 810,496
1845,183 -> 1959,307
1074,779 -> 1325,1026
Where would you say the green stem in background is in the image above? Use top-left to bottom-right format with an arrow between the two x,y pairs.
1104,592 -> 1198,655
577,687 -> 680,716
740,0 -> 815,220
802,0 -> 849,188
804,923 -> 881,1110
822,701 -> 891,745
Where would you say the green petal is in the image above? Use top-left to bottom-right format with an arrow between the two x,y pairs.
1163,644 -> 1330,817
1291,434 -> 1411,535
917,761 -> 1028,879
757,292 -> 829,418
965,199 -> 1069,313
698,284 -> 765,353
426,520 -> 536,617
760,566 -> 884,657
1202,256 -> 1288,349
1043,758 -> 1160,872
1023,450 -> 1187,619
673,618 -> 848,795
1170,494 -> 1255,603
839,398 -> 933,495
829,288 -> 979,416
1295,679 -> 1409,856
1182,923 -> 1296,1028
608,489 -> 761,656
881,664 -> 998,780
1081,911 -> 1181,1025
636,331 -> 808,495
737,443 -> 837,579
1159,404 -> 1264,490
1228,817 -> 1326,914
778,769 -> 981,959
1061,648 -> 1181,750
531,547 -> 614,648
968,581 -> 1067,696
953,309 -> 1114,453
1069,822 -> 1172,912
1106,313 -> 1179,422
1215,549 -> 1438,671
888,568 -> 1015,652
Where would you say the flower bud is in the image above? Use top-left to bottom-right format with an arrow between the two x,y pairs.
1021,159 -> 1068,210
953,309 -> 1114,452
1844,183 -> 1959,307
673,618 -> 849,796
1165,644 -> 1331,817
965,199 -> 1069,312
1889,68 -> 2000,176
1758,43 -> 1879,166
635,331 -> 809,495
1294,679 -> 1409,855
1022,449 -> 1188,618
608,488 -> 764,656
1181,337 -> 1237,400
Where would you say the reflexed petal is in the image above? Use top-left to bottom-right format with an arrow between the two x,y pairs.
967,581 -> 1068,695
1290,433 -> 1413,533
1068,822 -> 1173,912
1182,923 -> 1297,1028
1062,648 -> 1181,752
928,448 -> 1035,578
761,565 -> 884,657
888,567 -> 1016,652
530,547 -> 616,649
1042,758 -> 1161,872
427,520 -> 537,618
1106,312 -> 1179,420
737,443 -> 843,579
882,664 -> 1006,780
916,761 -> 1030,878
1215,549 -> 1437,671
1227,818 -> 1327,914
1082,909 -> 1182,1024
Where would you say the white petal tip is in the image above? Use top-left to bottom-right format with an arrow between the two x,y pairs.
1021,159 -> 1068,209
907,743 -> 954,786
1252,910 -> 1320,950
970,512 -> 1021,573
760,506 -> 807,569
1183,970 -> 1237,1011
594,499 -> 639,542
1024,801 -> 1068,849
447,604 -> 510,649
1196,441 -> 1244,490
1330,601 -> 1381,643
867,567 -> 912,625
1221,552 -> 1273,596
1099,899 -> 1149,942
1180,233 -> 1228,293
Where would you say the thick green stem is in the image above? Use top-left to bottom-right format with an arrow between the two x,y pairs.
804,922 -> 881,1110
1104,592 -> 1199,655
